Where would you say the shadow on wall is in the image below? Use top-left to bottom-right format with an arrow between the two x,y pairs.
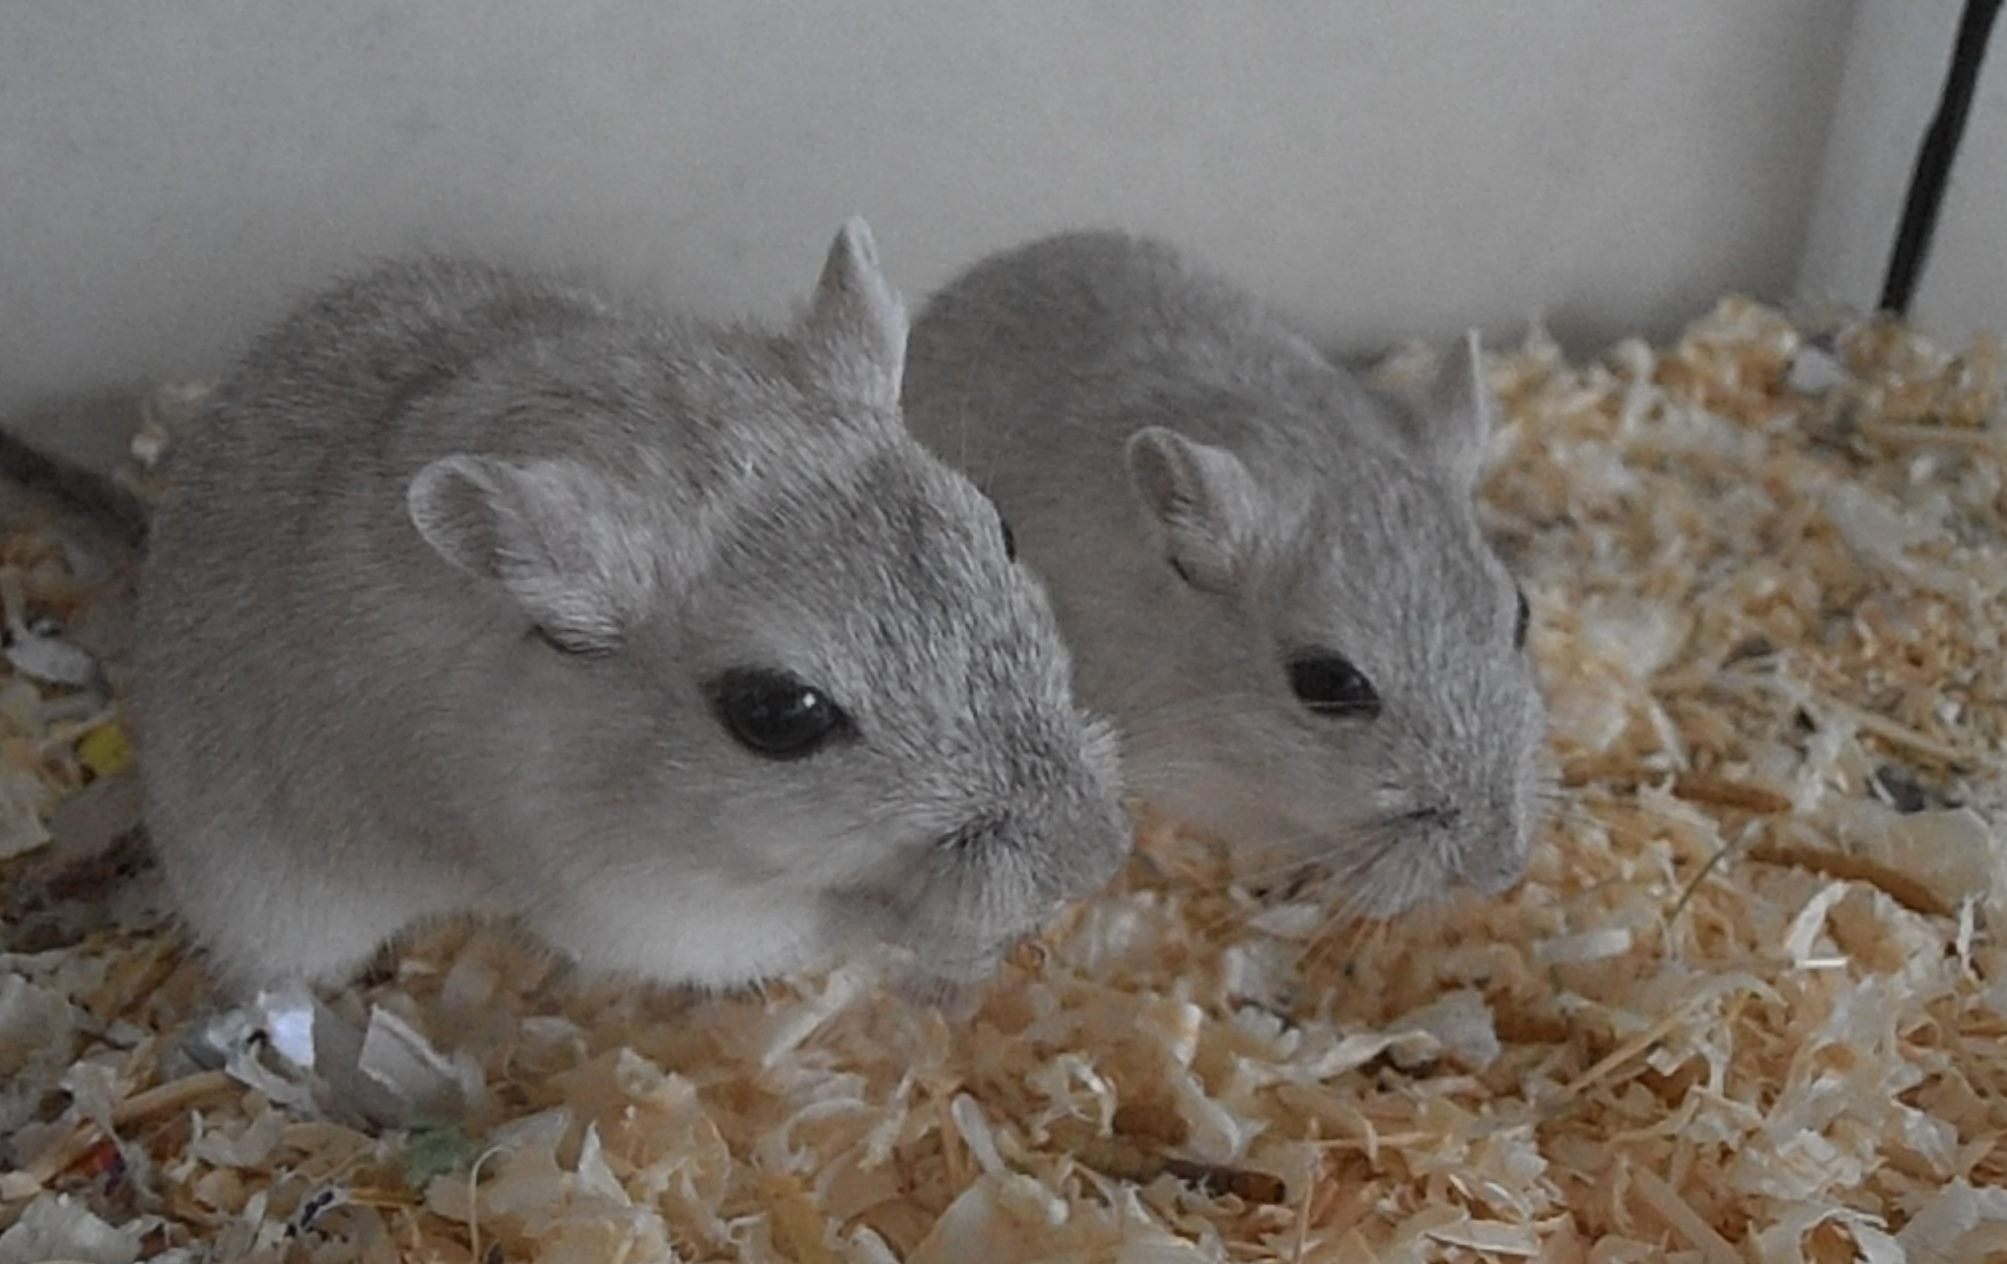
10,395 -> 150,476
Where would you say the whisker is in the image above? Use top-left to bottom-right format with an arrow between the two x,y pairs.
1176,821 -> 1411,942
1190,817 -> 1418,943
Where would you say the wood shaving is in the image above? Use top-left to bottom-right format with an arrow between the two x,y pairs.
2,299 -> 2004,1262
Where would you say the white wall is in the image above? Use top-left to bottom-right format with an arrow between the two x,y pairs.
1925,50 -> 2007,344
5,1 -> 1856,437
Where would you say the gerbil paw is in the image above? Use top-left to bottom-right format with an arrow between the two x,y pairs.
885,948 -> 1003,1021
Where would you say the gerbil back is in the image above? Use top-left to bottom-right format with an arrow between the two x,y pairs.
901,230 -> 1550,914
131,221 -> 1130,995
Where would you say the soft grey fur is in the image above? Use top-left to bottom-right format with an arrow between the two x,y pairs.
130,219 -> 1128,996
902,231 -> 1549,914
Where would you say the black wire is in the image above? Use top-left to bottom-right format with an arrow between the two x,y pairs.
1879,0 -> 2003,315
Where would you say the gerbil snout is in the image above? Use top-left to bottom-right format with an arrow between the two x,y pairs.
1323,786 -> 1534,917
1401,805 -> 1459,830
1455,828 -> 1531,896
869,776 -> 1131,985
1438,795 -> 1535,899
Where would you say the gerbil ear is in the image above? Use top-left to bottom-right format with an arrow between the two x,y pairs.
1124,427 -> 1266,594
1399,329 -> 1495,490
798,216 -> 908,412
407,455 -> 655,653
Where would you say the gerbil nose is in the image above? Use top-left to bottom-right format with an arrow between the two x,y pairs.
940,814 -> 1006,853
1405,805 -> 1460,829
1462,827 -> 1530,894
1471,856 -> 1527,895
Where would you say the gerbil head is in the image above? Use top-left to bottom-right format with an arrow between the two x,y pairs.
1116,331 -> 1549,915
407,218 -> 1129,990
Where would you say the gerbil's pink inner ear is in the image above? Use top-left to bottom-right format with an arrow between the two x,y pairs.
406,454 -> 653,654
1401,328 -> 1496,491
1124,427 -> 1264,595
797,216 -> 908,414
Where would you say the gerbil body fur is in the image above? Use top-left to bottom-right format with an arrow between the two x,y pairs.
903,231 -> 1547,913
52,221 -> 1128,995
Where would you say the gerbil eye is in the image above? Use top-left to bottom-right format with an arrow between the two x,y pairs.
709,668 -> 852,760
1288,650 -> 1381,719
999,517 -> 1018,562
530,624 -> 617,658
1513,586 -> 1531,649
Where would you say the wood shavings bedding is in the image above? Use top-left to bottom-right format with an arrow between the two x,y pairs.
1,298 -> 2004,1263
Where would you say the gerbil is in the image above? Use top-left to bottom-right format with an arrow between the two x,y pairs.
902,231 -> 1548,914
17,220 -> 1130,995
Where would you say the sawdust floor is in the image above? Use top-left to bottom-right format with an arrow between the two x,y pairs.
1,300 -> 2005,1263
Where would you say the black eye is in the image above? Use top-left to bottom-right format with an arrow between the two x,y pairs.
708,668 -> 852,760
1288,651 -> 1380,718
999,517 -> 1018,562
1513,587 -> 1530,649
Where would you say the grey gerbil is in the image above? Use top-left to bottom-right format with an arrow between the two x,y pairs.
22,219 -> 1130,995
901,231 -> 1548,914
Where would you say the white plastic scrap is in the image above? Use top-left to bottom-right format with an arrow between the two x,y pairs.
1392,988 -> 1502,1071
354,1003 -> 484,1122
0,765 -> 53,861
1785,343 -> 1849,395
0,1193 -> 147,1264
0,571 -> 100,690
186,995 -> 318,1117
3,624 -> 102,690
0,972 -> 74,1083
